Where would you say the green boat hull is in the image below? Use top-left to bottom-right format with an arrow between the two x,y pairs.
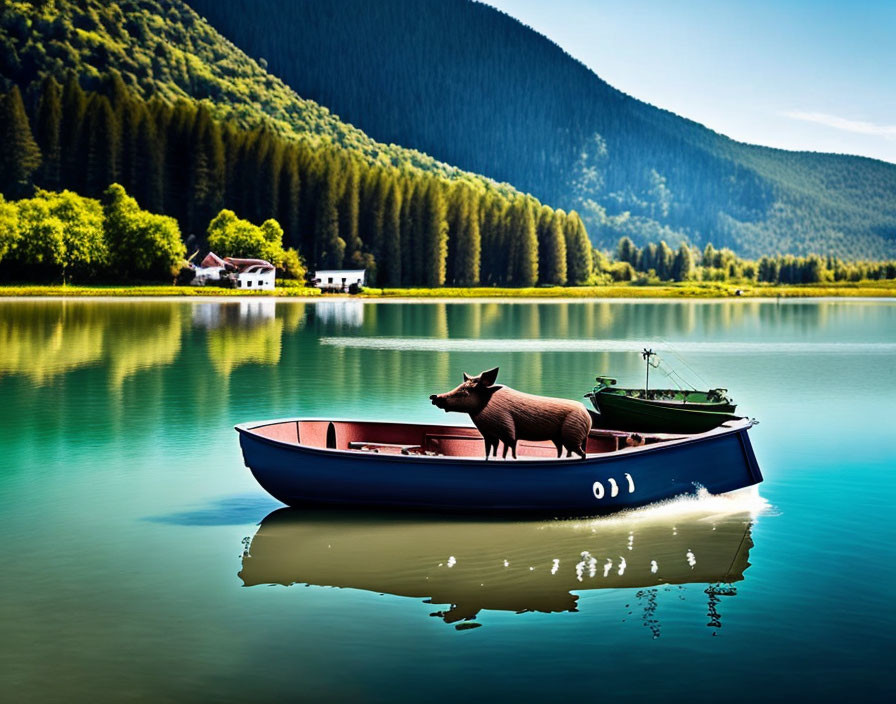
587,389 -> 741,433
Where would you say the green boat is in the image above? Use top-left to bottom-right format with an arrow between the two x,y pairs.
585,349 -> 741,434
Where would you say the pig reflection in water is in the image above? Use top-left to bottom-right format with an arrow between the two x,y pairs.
430,367 -> 591,460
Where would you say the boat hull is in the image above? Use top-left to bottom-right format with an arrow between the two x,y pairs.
588,390 -> 742,433
236,418 -> 762,516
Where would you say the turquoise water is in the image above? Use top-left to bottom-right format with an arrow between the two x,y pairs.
1,298 -> 893,702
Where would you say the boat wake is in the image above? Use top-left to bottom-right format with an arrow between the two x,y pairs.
320,337 -> 896,355
563,486 -> 773,530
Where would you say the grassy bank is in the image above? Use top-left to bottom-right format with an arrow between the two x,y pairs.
0,281 -> 894,298
0,285 -> 321,297
365,281 -> 896,298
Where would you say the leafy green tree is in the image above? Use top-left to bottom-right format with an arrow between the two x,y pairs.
207,208 -> 285,265
38,189 -> 106,279
13,198 -> 66,276
0,86 -> 41,198
0,195 -> 20,264
103,183 -> 184,280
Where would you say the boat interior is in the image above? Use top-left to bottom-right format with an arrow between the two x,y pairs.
247,419 -> 687,459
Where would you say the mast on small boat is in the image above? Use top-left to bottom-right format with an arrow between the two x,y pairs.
642,348 -> 656,394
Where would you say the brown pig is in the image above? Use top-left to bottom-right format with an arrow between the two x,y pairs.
430,367 -> 591,460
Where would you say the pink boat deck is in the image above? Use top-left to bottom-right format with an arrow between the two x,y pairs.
249,419 -> 683,459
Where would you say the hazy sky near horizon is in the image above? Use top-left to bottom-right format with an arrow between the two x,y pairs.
483,0 -> 896,163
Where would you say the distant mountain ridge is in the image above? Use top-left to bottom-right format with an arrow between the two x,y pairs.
187,0 -> 896,258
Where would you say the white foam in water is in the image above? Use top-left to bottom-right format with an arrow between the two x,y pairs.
551,559 -> 560,575
650,560 -> 659,574
686,550 -> 696,568
567,485 -> 772,531
321,336 -> 896,355
447,556 -> 456,568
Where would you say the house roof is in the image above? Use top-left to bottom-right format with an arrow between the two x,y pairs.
313,270 -> 366,276
225,257 -> 275,272
200,252 -> 227,268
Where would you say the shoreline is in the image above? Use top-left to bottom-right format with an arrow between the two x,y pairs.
0,282 -> 895,302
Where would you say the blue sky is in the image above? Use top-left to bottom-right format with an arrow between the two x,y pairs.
483,0 -> 896,163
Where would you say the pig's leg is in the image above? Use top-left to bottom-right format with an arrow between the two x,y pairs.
483,436 -> 495,460
553,439 -> 563,458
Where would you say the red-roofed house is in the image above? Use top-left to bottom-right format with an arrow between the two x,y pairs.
226,257 -> 276,290
192,252 -> 229,285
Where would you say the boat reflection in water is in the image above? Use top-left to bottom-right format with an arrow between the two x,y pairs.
240,491 -> 760,630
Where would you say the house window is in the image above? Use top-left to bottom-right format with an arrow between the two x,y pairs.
236,280 -> 241,288
258,281 -> 263,287
328,277 -> 333,283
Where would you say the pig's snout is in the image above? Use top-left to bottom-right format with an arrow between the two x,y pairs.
430,394 -> 443,407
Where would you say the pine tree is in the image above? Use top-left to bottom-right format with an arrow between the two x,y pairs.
60,75 -> 87,192
563,210 -> 592,284
0,86 -> 41,198
656,240 -> 674,279
278,145 -> 301,250
478,193 -> 506,285
536,206 -> 567,285
671,243 -> 694,281
507,199 -> 538,286
84,94 -> 120,198
421,181 -> 448,286
447,184 -> 480,286
380,177 -> 402,286
187,104 -> 225,238
316,156 -> 344,268
398,178 -> 417,284
134,104 -> 164,213
35,77 -> 62,189
339,159 -> 361,262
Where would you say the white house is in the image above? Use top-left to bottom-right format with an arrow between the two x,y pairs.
192,252 -> 228,285
229,258 -> 276,290
190,252 -> 276,290
313,269 -> 366,292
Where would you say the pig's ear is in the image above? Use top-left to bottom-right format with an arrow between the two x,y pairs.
479,367 -> 500,386
463,372 -> 472,382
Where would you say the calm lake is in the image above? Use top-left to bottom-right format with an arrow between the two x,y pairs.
1,298 -> 894,703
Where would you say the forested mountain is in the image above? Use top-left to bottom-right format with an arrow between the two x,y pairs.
0,0 -> 594,285
188,0 -> 896,259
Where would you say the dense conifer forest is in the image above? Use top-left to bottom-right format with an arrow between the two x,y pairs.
188,0 -> 896,260
0,0 -> 594,285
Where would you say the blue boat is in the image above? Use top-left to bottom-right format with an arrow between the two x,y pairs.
235,417 -> 763,516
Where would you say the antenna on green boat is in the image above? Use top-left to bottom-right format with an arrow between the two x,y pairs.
642,348 -> 656,393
